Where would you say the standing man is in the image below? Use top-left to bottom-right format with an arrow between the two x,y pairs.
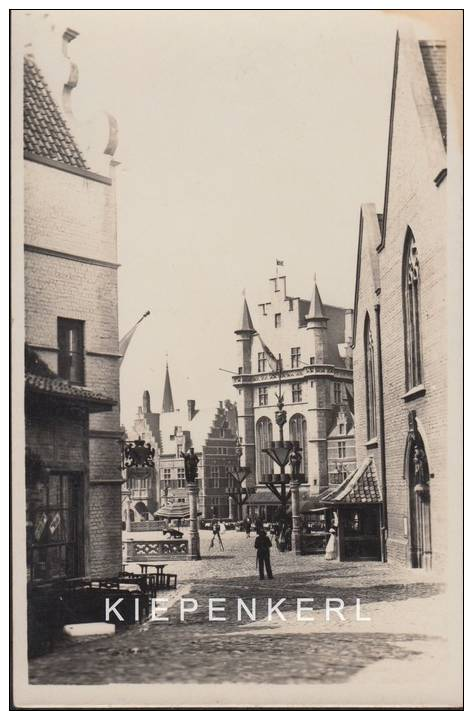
209,519 -> 224,551
244,516 -> 252,538
255,529 -> 273,580
255,515 -> 264,535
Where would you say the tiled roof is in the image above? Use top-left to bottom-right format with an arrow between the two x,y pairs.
319,458 -> 381,504
419,41 -> 447,148
24,55 -> 88,168
25,372 -> 115,409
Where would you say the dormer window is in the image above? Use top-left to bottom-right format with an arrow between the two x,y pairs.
258,352 -> 267,373
275,313 -> 281,328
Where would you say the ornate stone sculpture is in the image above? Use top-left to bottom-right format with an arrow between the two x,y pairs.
289,444 -> 302,478
413,444 -> 429,496
181,448 -> 199,482
275,392 -> 287,429
124,438 -> 155,468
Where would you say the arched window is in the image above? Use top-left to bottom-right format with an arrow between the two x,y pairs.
255,417 -> 274,481
289,414 -> 308,481
403,230 -> 423,389
364,315 -> 377,439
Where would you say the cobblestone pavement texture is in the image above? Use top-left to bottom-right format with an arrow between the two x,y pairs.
29,531 -> 447,686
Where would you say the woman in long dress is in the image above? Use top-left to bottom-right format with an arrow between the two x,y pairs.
325,527 -> 338,560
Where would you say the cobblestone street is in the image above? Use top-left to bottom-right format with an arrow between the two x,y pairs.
29,531 -> 449,692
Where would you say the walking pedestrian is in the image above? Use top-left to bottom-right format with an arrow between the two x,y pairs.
255,529 -> 273,580
325,527 -> 338,561
284,524 -> 292,552
270,522 -> 280,543
209,519 -> 224,551
244,516 -> 252,538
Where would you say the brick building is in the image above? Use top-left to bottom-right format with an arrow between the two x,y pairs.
232,273 -> 354,521
23,20 -> 122,588
130,367 -> 240,520
352,31 -> 447,569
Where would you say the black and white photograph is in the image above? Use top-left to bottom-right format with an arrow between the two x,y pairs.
10,9 -> 463,708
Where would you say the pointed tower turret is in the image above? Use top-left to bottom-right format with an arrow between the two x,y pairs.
306,275 -> 329,363
236,297 -> 255,334
234,294 -> 256,493
235,296 -> 256,374
305,275 -> 330,493
162,363 -> 175,413
306,279 -> 326,321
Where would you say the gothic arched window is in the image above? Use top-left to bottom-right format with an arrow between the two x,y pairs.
289,414 -> 308,480
364,314 -> 377,439
255,417 -> 274,481
403,230 -> 423,389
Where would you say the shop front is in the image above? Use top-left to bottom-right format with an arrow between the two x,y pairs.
245,488 -> 285,523
301,458 -> 383,561
25,353 -> 116,655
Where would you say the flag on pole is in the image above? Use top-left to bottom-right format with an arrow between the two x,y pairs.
276,259 -> 284,266
119,311 -> 150,362
256,333 -> 280,373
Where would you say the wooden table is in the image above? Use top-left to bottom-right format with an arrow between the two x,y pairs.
138,563 -> 167,575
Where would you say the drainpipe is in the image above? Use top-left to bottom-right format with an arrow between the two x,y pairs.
374,301 -> 388,562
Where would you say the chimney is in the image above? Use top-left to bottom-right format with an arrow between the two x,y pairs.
278,276 -> 287,298
143,390 -> 151,413
344,309 -> 353,346
187,400 -> 197,421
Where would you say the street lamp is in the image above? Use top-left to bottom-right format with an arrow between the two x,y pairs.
226,438 -> 256,520
261,389 -> 293,519
288,442 -> 303,555
261,368 -> 303,555
181,448 -> 201,560
119,434 -> 156,531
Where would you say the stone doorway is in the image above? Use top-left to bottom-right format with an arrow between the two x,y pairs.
406,414 -> 432,569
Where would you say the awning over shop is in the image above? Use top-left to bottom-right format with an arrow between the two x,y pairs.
246,489 -> 281,505
155,500 -> 201,519
25,373 -> 115,412
300,497 -> 330,514
319,458 -> 381,505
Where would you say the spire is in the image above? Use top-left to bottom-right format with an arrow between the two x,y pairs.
162,363 -> 175,413
235,296 -> 255,334
306,275 -> 327,322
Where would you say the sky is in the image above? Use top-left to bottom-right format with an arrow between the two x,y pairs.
26,10 -> 439,432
